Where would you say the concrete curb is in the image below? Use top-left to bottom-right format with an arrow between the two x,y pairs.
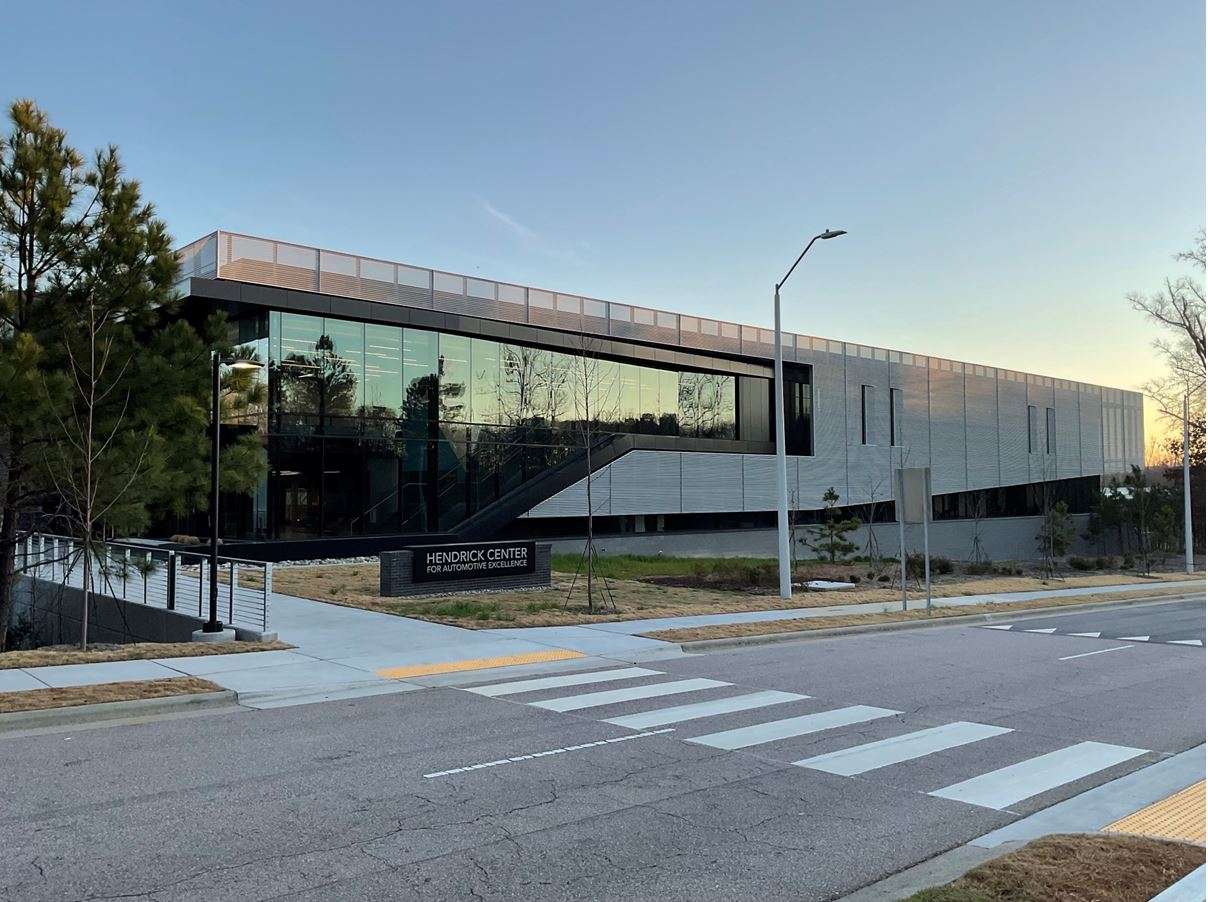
0,689 -> 239,733
673,592 -> 1204,652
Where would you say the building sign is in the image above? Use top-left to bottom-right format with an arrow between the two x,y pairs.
411,541 -> 536,583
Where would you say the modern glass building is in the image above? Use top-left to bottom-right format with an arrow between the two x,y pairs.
173,231 -> 1145,559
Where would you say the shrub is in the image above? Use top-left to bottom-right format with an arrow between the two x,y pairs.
1121,554 -> 1136,570
169,534 -> 202,546
877,573 -> 891,582
1095,556 -> 1114,570
1068,556 -> 1096,571
906,554 -> 954,578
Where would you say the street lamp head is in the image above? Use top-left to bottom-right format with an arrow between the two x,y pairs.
224,357 -> 264,370
819,229 -> 847,240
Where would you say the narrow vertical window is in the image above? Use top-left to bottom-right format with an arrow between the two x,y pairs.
1046,407 -> 1056,454
860,385 -> 874,445
889,387 -> 901,447
1027,405 -> 1038,453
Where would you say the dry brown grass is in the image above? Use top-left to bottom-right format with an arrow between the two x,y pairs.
905,833 -> 1204,901
0,639 -> 293,671
267,560 -> 1202,629
642,586 -> 1197,642
0,677 -> 224,714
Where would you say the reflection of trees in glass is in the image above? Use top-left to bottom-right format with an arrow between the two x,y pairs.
500,345 -> 541,426
220,343 -> 268,427
438,353 -> 468,422
276,333 -> 360,428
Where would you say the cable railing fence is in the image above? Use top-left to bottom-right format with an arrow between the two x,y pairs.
18,533 -> 272,634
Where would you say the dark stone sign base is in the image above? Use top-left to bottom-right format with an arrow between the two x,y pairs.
380,543 -> 552,597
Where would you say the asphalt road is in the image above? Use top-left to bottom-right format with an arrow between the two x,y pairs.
2,596 -> 1203,902
975,597 -> 1205,645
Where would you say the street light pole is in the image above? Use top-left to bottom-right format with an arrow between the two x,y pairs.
202,352 -> 263,638
1183,390 -> 1194,575
773,283 -> 791,598
774,229 -> 846,599
206,351 -> 223,633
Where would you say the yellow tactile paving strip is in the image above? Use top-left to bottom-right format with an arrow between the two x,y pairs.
1105,781 -> 1205,845
376,648 -> 584,679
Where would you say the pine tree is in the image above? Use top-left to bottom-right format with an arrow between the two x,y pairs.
0,100 -> 264,649
804,487 -> 861,564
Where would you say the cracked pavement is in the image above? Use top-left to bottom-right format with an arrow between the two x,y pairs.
2,601 -> 1202,901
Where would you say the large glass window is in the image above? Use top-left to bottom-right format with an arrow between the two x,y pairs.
438,333 -> 471,423
471,338 -> 500,426
276,313 -> 324,427
403,328 -> 439,436
261,312 -> 742,539
320,318 -> 365,434
364,324 -> 402,417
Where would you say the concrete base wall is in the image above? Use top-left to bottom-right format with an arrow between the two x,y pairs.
547,514 -> 1100,562
11,576 -> 206,647
380,545 -> 552,597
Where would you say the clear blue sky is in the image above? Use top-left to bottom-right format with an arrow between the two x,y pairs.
7,1 -> 1204,437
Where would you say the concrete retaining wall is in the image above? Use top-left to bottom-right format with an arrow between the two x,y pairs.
11,576 -> 206,647
547,514 -> 1102,562
380,544 -> 552,597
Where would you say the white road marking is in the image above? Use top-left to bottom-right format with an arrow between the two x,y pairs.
1117,635 -> 1150,642
928,741 -> 1147,810
464,667 -> 662,697
686,705 -> 900,751
1058,645 -> 1133,661
1024,628 -> 1057,634
603,690 -> 808,730
531,678 -> 731,712
1069,632 -> 1102,638
423,728 -> 677,778
795,722 -> 1013,776
982,625 -> 1014,631
1169,639 -> 1204,647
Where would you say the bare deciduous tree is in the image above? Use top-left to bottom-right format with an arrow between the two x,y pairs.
1129,231 -> 1205,426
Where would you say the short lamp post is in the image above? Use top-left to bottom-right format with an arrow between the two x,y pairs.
774,229 -> 846,599
203,352 -> 263,636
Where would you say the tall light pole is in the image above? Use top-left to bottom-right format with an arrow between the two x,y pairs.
774,229 -> 846,598
202,352 -> 263,637
1183,390 -> 1194,575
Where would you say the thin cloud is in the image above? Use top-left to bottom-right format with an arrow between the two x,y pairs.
478,197 -> 587,266
480,199 -> 537,241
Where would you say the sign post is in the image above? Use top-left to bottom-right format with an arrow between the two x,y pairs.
895,467 -> 933,612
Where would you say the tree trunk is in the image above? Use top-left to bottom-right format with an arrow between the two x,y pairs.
0,502 -> 19,651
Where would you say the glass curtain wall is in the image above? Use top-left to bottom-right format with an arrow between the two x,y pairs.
261,311 -> 743,539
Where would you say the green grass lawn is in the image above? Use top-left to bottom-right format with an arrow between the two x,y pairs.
549,553 -> 781,580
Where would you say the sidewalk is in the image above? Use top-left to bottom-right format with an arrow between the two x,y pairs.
1,579 -> 1200,708
0,592 -> 637,708
843,744 -> 1206,900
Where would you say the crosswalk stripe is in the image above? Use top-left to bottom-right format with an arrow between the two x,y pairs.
795,722 -> 1014,776
928,740 -> 1147,810
1069,632 -> 1101,638
463,667 -> 663,697
686,705 -> 900,751
1024,628 -> 1057,634
531,678 -> 731,712
1169,639 -> 1204,647
603,690 -> 808,730
1117,636 -> 1150,642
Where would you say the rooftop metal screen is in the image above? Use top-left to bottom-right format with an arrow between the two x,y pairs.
188,230 -> 1137,400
